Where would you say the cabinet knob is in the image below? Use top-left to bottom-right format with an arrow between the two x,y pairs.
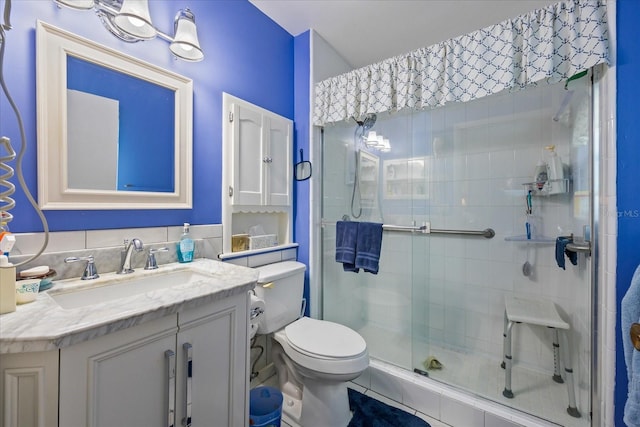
262,157 -> 273,163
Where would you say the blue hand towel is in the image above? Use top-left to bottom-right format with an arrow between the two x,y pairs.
354,222 -> 383,274
335,221 -> 359,272
622,265 -> 640,426
555,236 -> 577,270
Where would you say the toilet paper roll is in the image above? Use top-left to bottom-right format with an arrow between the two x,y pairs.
249,294 -> 265,322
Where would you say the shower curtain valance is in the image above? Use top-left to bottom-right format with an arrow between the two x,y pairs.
313,0 -> 609,126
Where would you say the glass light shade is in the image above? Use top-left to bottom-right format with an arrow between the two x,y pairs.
375,135 -> 385,148
113,0 -> 157,40
365,131 -> 378,147
169,9 -> 204,62
55,0 -> 94,9
381,138 -> 391,152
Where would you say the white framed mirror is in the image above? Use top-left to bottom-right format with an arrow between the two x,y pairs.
36,20 -> 193,209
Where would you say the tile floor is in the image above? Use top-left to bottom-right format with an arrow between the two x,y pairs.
259,375 -> 451,427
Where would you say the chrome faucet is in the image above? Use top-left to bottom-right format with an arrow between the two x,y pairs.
64,255 -> 99,280
118,238 -> 144,274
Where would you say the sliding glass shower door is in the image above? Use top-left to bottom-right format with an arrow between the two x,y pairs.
321,77 -> 592,427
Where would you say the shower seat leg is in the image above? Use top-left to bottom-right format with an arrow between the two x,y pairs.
501,310 -> 507,369
559,329 -> 581,418
502,320 -> 514,399
551,328 -> 564,383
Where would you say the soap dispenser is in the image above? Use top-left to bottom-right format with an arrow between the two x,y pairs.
0,255 -> 16,314
177,223 -> 194,263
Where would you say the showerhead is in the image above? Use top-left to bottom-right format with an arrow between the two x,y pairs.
354,113 -> 377,132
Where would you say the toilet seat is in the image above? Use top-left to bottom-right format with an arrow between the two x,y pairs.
273,317 -> 369,376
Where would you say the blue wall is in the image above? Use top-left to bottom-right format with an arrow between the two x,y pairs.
0,0 -> 293,232
615,0 -> 640,425
293,31 -> 311,315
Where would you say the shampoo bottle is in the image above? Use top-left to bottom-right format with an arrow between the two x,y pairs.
0,255 -> 16,314
545,145 -> 565,181
177,223 -> 194,263
533,161 -> 548,190
545,145 -> 566,194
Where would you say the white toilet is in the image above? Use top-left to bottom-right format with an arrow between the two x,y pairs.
253,261 -> 369,427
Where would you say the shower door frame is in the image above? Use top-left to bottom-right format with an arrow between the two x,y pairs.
311,64 -> 614,426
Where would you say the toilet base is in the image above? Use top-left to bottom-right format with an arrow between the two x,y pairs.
280,390 -> 303,426
301,379 -> 353,427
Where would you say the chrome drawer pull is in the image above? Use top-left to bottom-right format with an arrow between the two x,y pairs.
165,350 -> 176,427
183,343 -> 193,427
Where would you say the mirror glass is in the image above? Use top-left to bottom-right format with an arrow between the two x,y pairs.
66,56 -> 175,192
294,161 -> 312,181
36,20 -> 193,209
294,148 -> 312,181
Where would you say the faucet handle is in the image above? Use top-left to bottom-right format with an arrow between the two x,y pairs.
64,255 -> 100,280
145,247 -> 169,270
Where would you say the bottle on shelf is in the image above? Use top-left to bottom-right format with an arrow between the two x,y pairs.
545,145 -> 567,194
533,161 -> 548,191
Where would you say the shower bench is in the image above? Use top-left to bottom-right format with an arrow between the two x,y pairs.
501,296 -> 581,418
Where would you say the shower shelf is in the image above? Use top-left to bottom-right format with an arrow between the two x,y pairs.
505,235 -> 556,244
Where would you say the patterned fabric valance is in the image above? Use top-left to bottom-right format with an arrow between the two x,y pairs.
313,0 -> 609,126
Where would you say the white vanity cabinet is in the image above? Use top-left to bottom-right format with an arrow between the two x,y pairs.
59,292 -> 249,427
0,350 -> 59,427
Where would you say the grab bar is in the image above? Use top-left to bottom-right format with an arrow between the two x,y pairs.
322,220 -> 495,239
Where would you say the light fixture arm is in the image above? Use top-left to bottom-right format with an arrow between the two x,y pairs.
53,0 -> 204,61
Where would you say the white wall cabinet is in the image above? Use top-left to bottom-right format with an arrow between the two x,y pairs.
228,97 -> 292,207
0,350 -> 59,427
222,93 -> 294,254
58,293 -> 248,427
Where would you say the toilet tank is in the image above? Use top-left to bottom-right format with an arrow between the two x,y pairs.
253,261 -> 306,334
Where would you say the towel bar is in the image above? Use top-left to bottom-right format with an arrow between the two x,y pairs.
322,220 -> 495,239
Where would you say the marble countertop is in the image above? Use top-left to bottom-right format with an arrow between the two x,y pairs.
0,259 -> 258,354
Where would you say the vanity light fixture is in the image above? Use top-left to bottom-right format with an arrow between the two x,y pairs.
53,0 -> 204,62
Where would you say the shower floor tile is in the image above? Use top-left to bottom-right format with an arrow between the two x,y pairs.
357,324 -> 589,427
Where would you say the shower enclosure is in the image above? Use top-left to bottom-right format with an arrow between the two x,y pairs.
320,78 -> 592,427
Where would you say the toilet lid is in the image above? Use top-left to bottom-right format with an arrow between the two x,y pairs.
285,317 -> 366,359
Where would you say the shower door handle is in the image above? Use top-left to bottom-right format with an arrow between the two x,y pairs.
565,241 -> 591,256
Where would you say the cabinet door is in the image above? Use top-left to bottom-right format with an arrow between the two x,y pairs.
59,316 -> 178,427
176,293 -> 249,427
264,116 -> 291,206
232,103 -> 264,206
0,351 -> 59,427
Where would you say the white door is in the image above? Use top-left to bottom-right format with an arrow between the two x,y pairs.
232,103 -> 264,206
59,316 -> 178,427
264,115 -> 291,206
175,295 -> 248,427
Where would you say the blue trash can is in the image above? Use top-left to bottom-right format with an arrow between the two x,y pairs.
249,386 -> 283,427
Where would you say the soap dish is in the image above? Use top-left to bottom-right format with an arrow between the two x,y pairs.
16,268 -> 57,292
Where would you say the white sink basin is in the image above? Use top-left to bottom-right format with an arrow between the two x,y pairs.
50,270 -> 210,310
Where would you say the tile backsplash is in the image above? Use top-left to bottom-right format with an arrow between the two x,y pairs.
9,224 -> 223,281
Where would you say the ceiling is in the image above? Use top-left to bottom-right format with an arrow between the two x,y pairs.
249,0 -> 557,69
